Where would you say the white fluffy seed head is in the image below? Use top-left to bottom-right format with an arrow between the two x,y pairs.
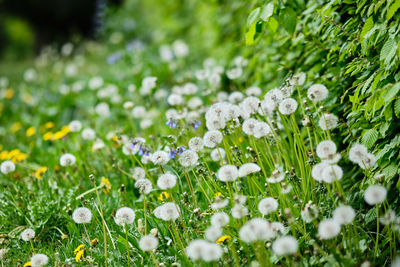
186,240 -> 222,262
278,98 -> 298,115
263,89 -> 284,111
205,226 -> 222,242
1,160 -> 15,174
211,212 -> 230,227
318,113 -> 338,130
81,128 -> 96,140
59,153 -> 76,166
72,207 -> 92,224
210,148 -> 226,162
231,204 -> 249,219
318,219 -> 341,239
364,185 -> 387,205
157,172 -> 177,190
188,137 -> 204,152
301,204 -> 319,223
139,235 -> 159,251
240,96 -> 260,114
154,202 -> 180,221
253,122 -> 271,139
134,179 -> 153,194
31,254 -> 49,267
115,207 -> 135,226
258,197 -> 278,215
239,163 -> 261,177
21,228 -> 35,241
307,84 -> 328,102
321,164 -> 343,183
349,143 -> 368,164
132,167 -> 145,180
203,130 -> 223,148
242,118 -> 258,136
151,151 -> 170,165
179,150 -> 199,167
68,120 -> 82,132
239,218 -> 274,243
333,205 -> 355,225
217,165 -> 239,182
311,162 -> 330,182
316,140 -> 337,159
272,236 -> 298,256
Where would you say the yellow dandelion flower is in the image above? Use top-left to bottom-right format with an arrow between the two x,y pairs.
35,167 -> 47,179
61,125 -> 70,134
8,149 -> 20,157
238,137 -> 243,143
13,152 -> 27,163
73,244 -> 85,254
214,192 -> 222,197
23,261 -> 31,267
112,136 -> 119,142
216,235 -> 231,244
53,131 -> 66,140
11,122 -> 22,133
43,132 -> 53,141
100,177 -> 111,194
0,151 -> 9,160
45,122 -> 54,129
90,238 -> 98,246
26,127 -> 36,137
75,249 -> 84,262
158,192 -> 170,201
5,89 -> 14,99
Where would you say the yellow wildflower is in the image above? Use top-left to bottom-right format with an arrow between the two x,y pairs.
73,244 -> 84,254
43,132 -> 53,141
100,177 -> 111,194
35,167 -> 47,179
214,192 -> 222,197
45,122 -> 54,129
5,89 -> 14,99
26,127 -> 36,137
75,249 -> 84,262
8,149 -> 20,158
23,261 -> 31,267
216,235 -> 231,244
158,192 -> 170,201
0,151 -> 9,160
11,122 -> 22,133
61,125 -> 70,134
90,238 -> 98,246
238,137 -> 243,143
53,131 -> 66,140
13,152 -> 27,163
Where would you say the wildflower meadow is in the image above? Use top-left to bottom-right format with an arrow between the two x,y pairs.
1,0 -> 400,266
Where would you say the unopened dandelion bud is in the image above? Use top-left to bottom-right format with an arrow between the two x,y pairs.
150,228 -> 158,237
266,242 -> 271,248
302,117 -> 311,126
193,208 -> 200,213
137,219 -> 144,233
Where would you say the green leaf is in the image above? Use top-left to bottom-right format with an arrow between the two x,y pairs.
260,3 -> 274,21
380,38 -> 398,66
267,17 -> 279,32
395,98 -> 400,117
362,129 -> 379,148
360,17 -> 373,41
384,83 -> 400,104
387,0 -> 400,21
247,8 -> 261,27
281,8 -> 297,35
245,22 -> 257,45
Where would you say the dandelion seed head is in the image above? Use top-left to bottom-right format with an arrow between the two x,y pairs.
316,140 -> 337,159
115,207 -> 135,226
203,130 -> 223,148
21,228 -> 35,241
231,204 -> 249,219
217,165 -> 239,182
239,218 -> 274,243
59,153 -> 76,166
178,149 -> 198,167
301,203 -> 319,223
272,236 -> 298,256
211,198 -> 229,210
318,113 -> 338,130
210,148 -> 226,162
134,179 -> 153,194
188,137 -> 204,152
307,84 -> 328,102
211,212 -> 230,227
240,96 -> 260,115
68,120 -> 82,132
229,91 -> 244,103
321,164 -> 343,183
278,98 -> 298,115
139,235 -> 159,251
157,172 -> 177,190
364,185 -> 387,205
205,226 -> 222,242
242,118 -> 258,136
132,167 -> 145,180
151,151 -> 170,165
311,162 -> 330,182
72,207 -> 92,224
81,128 -> 96,140
318,219 -> 341,239
239,163 -> 261,177
31,254 -> 49,267
258,197 -> 279,215
333,205 -> 355,225
1,160 -> 15,174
